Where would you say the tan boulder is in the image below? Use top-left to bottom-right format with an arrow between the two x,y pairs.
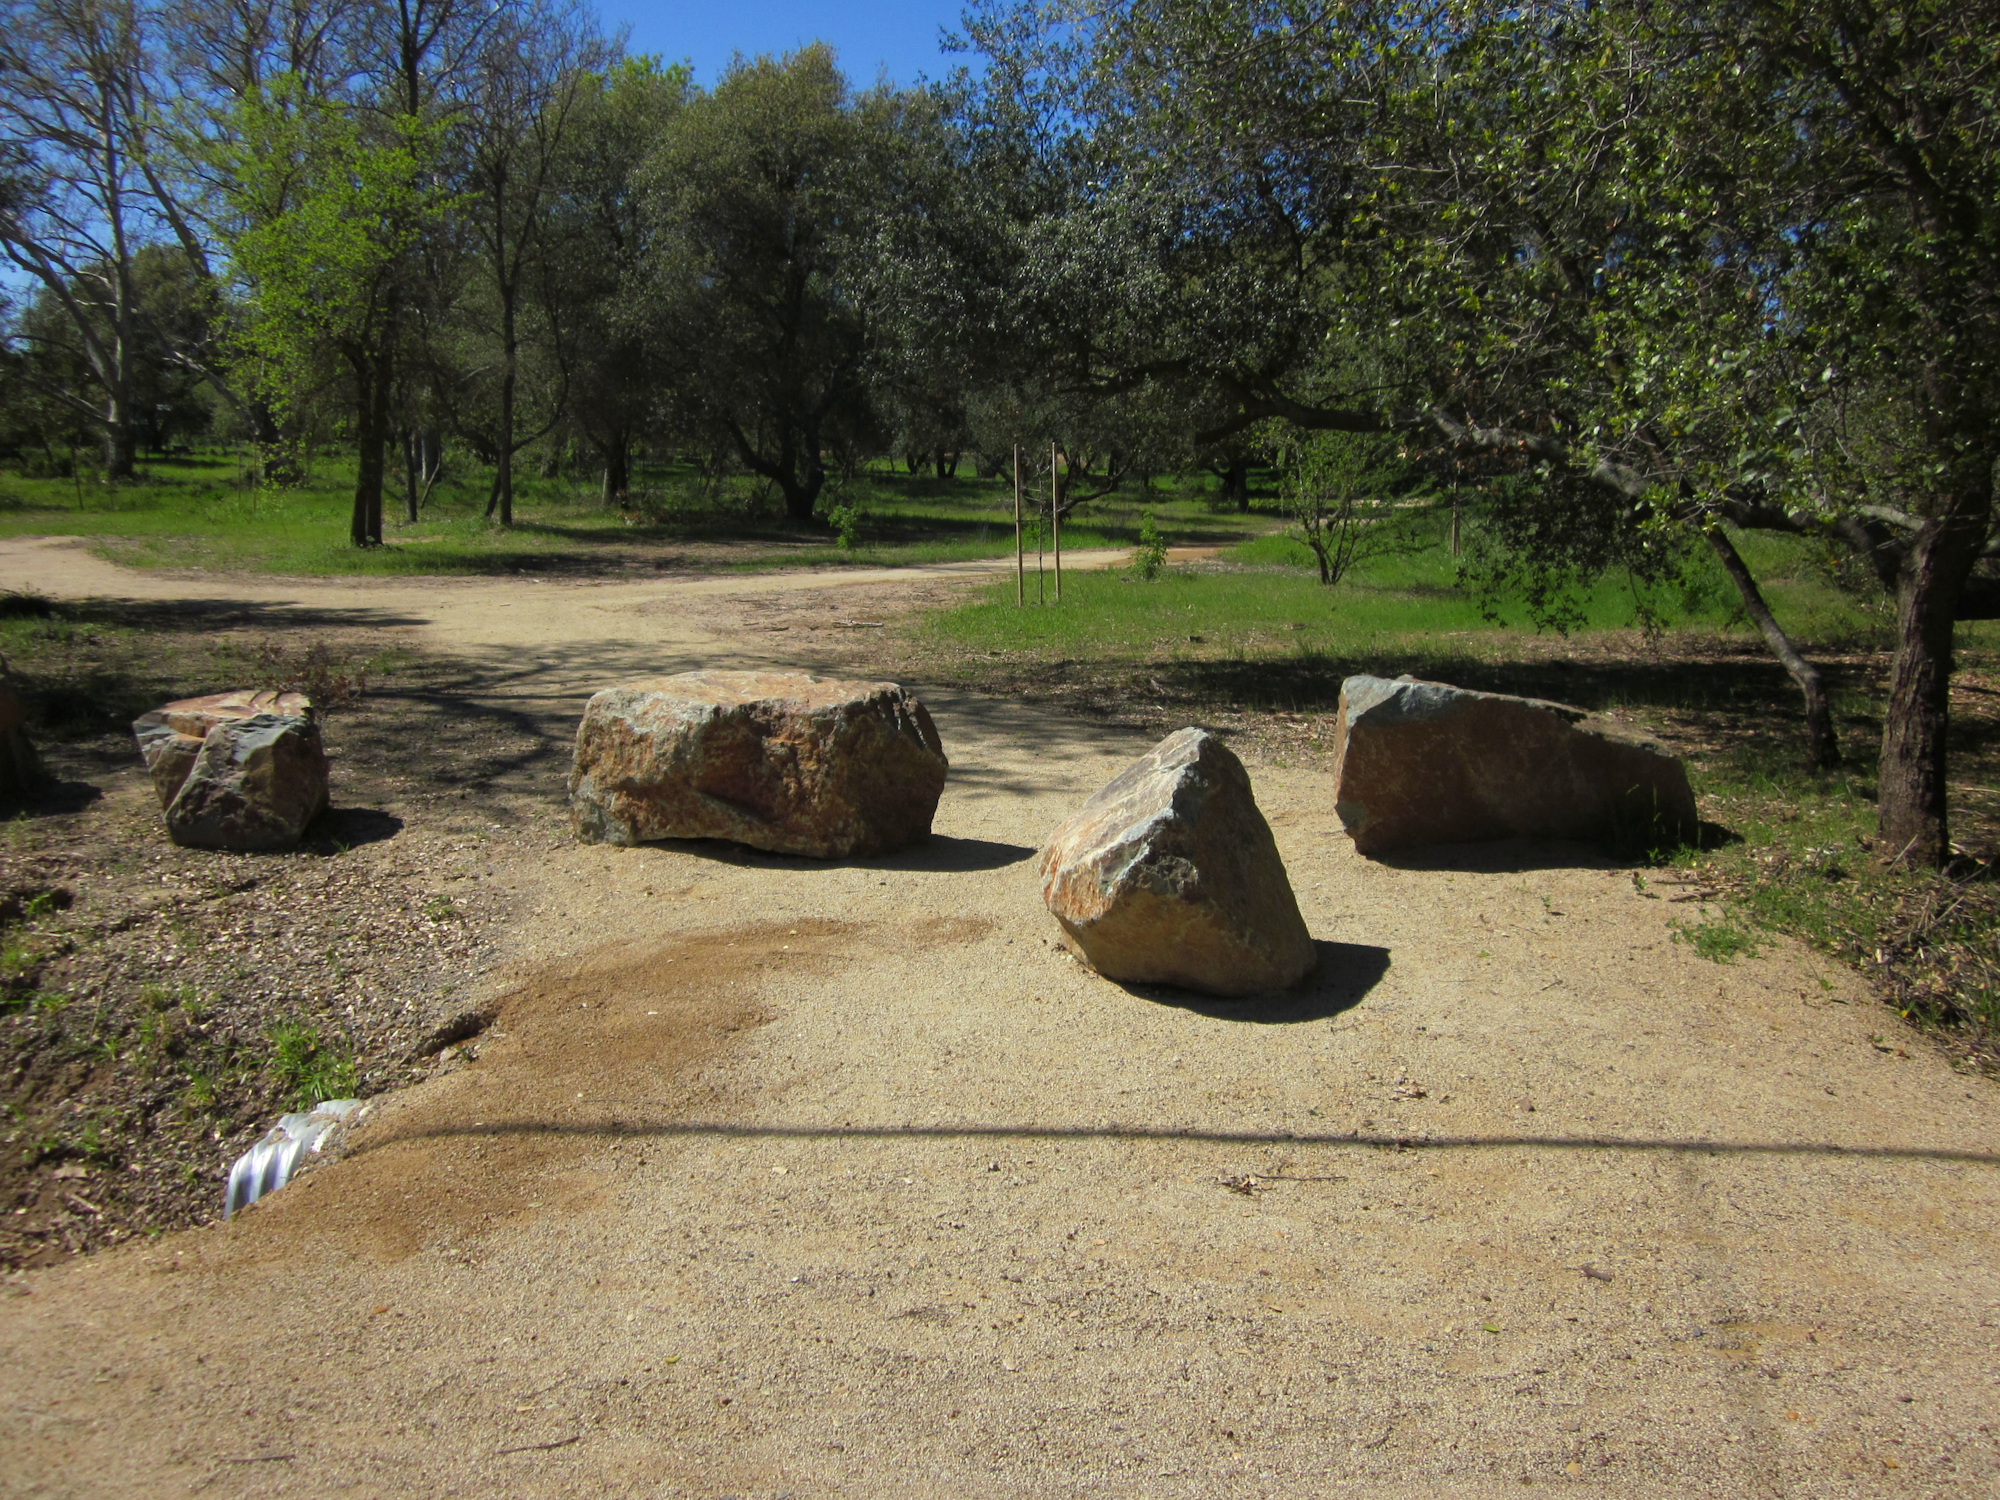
1330,675 -> 1698,856
133,691 -> 315,808
569,669 -> 948,857
1040,728 -> 1316,997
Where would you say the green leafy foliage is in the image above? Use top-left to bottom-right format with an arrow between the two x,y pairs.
214,76 -> 441,418
1131,510 -> 1167,580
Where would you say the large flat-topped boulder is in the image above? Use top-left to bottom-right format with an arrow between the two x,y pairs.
1041,728 -> 1316,997
134,691 -> 315,809
1331,675 -> 1698,855
570,669 -> 948,857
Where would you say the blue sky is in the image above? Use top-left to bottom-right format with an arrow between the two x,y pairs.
600,0 -> 978,89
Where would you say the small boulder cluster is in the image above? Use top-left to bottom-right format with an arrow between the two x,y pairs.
564,668 -> 1699,1000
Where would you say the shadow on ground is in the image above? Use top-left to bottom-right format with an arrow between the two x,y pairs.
305,807 -> 404,853
0,778 -> 103,819
632,834 -> 1038,874
1112,939 -> 1390,1024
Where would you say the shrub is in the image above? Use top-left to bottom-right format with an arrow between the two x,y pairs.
1132,511 -> 1168,580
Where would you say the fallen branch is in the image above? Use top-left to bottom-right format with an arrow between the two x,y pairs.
498,1434 -> 582,1456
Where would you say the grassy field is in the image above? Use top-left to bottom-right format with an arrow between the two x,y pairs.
0,450 -> 1268,576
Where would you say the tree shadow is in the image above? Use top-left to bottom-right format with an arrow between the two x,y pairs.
1111,939 -> 1390,1023
0,778 -> 104,819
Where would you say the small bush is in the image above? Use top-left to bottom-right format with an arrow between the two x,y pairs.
247,639 -> 369,711
826,498 -> 865,550
1132,511 -> 1168,580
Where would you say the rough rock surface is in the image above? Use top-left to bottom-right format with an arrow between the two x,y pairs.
161,713 -> 330,852
1040,727 -> 1315,997
1330,674 -> 1698,855
569,669 -> 948,857
133,691 -> 315,809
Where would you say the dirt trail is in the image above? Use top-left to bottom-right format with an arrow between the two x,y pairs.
1,537 -> 1997,1499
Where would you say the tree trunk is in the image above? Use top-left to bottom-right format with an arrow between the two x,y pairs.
789,422 -> 827,523
350,344 -> 390,547
1875,469 -> 1993,867
494,280 -> 518,527
601,437 -> 629,507
404,429 -> 421,523
101,425 -> 136,481
1705,526 -> 1839,769
780,465 -> 825,524
1222,460 -> 1250,511
350,355 -> 380,547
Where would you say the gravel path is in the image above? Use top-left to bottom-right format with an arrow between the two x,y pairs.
0,537 -> 1995,1499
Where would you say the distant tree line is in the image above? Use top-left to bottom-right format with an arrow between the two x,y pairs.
2,0 -> 1996,867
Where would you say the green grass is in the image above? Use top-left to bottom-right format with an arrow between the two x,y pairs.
0,449 -> 1276,577
925,515 -> 1899,660
265,1019 -> 358,1109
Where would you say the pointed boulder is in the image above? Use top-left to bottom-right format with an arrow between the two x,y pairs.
1040,728 -> 1316,997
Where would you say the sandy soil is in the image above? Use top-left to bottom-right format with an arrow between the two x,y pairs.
1,536 -> 1996,1500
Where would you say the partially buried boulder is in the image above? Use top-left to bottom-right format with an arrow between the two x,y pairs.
569,669 -> 948,857
132,692 -> 328,851
1040,728 -> 1315,997
1330,675 -> 1697,856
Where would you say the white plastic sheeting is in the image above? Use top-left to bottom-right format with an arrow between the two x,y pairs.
224,1099 -> 364,1219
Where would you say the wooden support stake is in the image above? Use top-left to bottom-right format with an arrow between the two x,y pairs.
1036,448 -> 1045,604
1051,440 -> 1062,602
1014,444 -> 1024,606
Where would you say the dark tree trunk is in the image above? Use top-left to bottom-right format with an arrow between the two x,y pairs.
601,437 -> 630,507
1221,460 -> 1250,511
779,464 -> 825,523
492,276 -> 519,527
103,426 -> 137,482
349,341 -> 391,547
1876,467 -> 1993,867
727,420 -> 828,526
404,429 -> 421,523
1705,527 -> 1839,769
